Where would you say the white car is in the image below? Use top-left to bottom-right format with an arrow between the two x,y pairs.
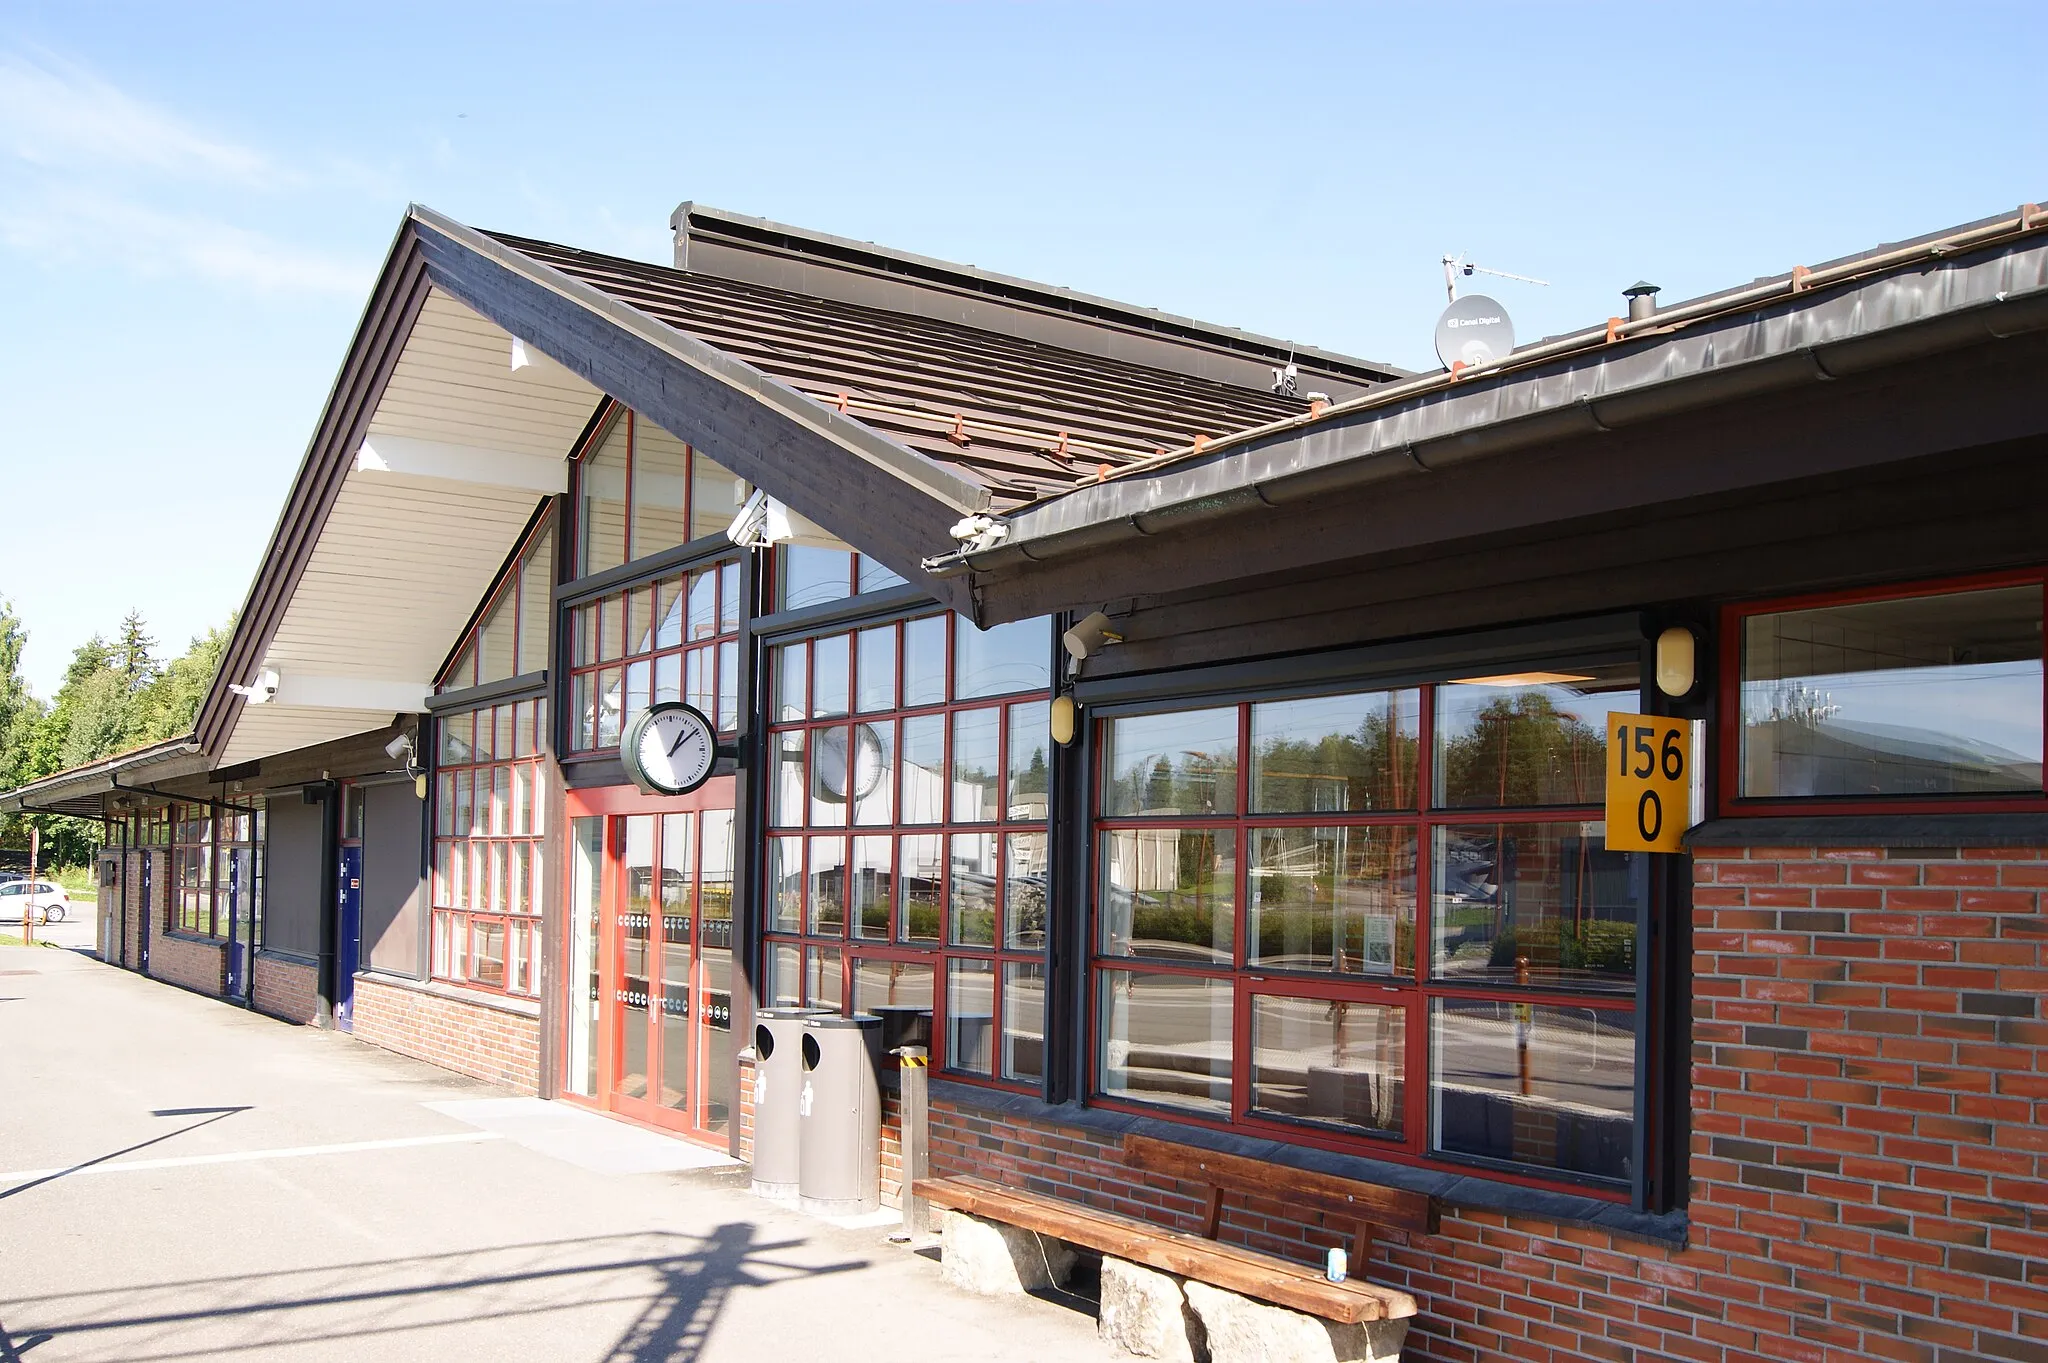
0,880 -> 71,925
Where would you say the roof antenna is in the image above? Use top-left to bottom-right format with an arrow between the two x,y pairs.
1441,253 -> 1549,304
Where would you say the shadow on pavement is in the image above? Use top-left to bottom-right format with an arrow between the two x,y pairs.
1,1226 -> 863,1363
0,1107 -> 251,1203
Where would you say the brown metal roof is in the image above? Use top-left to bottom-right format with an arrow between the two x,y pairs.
488,232 -> 1313,512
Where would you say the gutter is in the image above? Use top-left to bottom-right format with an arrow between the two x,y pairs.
926,202 -> 2048,578
0,739 -> 204,814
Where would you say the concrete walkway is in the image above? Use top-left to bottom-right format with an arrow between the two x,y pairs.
0,945 -> 1111,1362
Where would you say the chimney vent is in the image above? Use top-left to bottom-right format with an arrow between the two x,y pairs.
1623,280 -> 1661,322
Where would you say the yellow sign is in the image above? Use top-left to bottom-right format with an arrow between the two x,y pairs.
1605,713 -> 1696,853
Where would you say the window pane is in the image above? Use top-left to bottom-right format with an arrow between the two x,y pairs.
719,560 -> 741,633
630,418 -> 692,561
1252,690 -> 1420,813
948,832 -> 997,946
578,420 -> 629,576
1250,825 -> 1415,976
781,545 -> 852,611
688,568 -> 718,642
851,720 -> 895,827
951,708 -> 1000,823
476,592 -> 515,685
856,625 -> 897,713
810,727 -> 850,829
898,833 -> 943,945
903,615 -> 946,707
1252,996 -> 1405,1137
1434,665 -> 1636,809
595,667 -> 623,747
946,958 -> 994,1076
775,642 -> 805,722
655,651 -> 681,706
1003,832 -> 1048,951
1003,962 -> 1046,1083
652,576 -> 684,651
813,634 -> 850,718
851,836 -> 892,940
1741,585 -> 2045,798
807,836 -> 846,935
767,837 -> 803,933
627,585 -> 655,658
806,946 -> 842,1009
1099,829 -> 1234,965
768,943 -> 803,1008
1102,708 -> 1239,817
516,524 -> 554,676
692,450 -> 749,540
900,713 -> 945,824
624,659 -> 651,721
853,958 -> 932,1015
718,641 -> 738,733
858,555 -> 908,594
1098,969 -> 1231,1114
772,731 -> 806,827
473,919 -> 507,989
954,616 -> 1050,699
440,710 -> 474,766
1433,999 -> 1634,1182
1007,700 -> 1050,821
1432,822 -> 1640,993
600,595 -> 625,661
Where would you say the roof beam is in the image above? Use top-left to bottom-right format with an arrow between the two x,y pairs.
265,672 -> 431,714
355,433 -> 567,494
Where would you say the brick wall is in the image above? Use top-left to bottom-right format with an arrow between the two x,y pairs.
349,975 -> 541,1091
923,842 -> 2048,1363
253,954 -> 318,1024
149,924 -> 227,995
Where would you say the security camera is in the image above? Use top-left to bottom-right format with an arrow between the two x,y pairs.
726,488 -> 792,548
384,732 -> 415,762
1062,611 -> 1123,664
228,668 -> 279,705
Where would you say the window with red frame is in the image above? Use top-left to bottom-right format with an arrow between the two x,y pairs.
432,699 -> 547,996
162,800 -> 263,939
441,517 -> 554,691
565,557 -> 742,752
1091,663 -> 1650,1191
1725,575 -> 2045,813
574,407 -> 749,578
763,610 -> 1053,1086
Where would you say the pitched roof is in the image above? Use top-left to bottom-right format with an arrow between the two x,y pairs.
490,232 -> 1316,511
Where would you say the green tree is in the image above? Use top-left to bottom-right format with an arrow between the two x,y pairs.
113,610 -> 159,689
139,617 -> 232,741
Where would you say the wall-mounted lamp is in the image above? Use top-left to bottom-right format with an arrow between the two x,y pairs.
1655,626 -> 1698,698
1050,695 -> 1079,746
1062,611 -> 1122,666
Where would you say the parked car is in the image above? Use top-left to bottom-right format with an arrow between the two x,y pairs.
0,880 -> 70,925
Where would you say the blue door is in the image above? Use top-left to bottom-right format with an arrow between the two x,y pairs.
336,845 -> 361,1031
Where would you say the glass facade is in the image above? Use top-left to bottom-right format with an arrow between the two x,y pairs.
575,408 -> 749,578
567,558 -> 742,751
1091,663 -> 1645,1186
160,800 -> 264,940
432,699 -> 548,996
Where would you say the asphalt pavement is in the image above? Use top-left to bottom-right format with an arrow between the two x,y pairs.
0,944 -> 1111,1362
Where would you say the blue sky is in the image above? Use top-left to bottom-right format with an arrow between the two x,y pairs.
1,1 -> 2043,699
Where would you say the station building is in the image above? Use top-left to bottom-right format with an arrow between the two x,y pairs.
7,199 -> 2047,1363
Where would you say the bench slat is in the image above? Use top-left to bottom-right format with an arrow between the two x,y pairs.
915,1175 -> 1418,1323
1122,1134 -> 1439,1235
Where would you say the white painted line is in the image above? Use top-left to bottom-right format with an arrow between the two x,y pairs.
0,1130 -> 505,1184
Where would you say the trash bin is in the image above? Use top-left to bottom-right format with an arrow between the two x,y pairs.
797,1013 -> 884,1216
750,1006 -> 830,1199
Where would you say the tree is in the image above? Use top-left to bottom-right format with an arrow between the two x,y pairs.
113,610 -> 159,689
139,617 -> 232,742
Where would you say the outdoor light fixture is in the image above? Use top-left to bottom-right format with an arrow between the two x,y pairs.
1062,612 -> 1122,665
1656,626 -> 1698,697
1050,695 -> 1079,746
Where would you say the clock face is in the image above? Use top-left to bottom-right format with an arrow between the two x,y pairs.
812,723 -> 887,803
622,703 -> 718,795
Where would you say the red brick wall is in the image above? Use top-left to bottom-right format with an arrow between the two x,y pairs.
253,955 -> 318,1024
149,924 -> 227,995
349,975 -> 540,1091
924,842 -> 2048,1363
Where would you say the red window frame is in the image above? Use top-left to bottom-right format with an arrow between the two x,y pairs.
437,511 -> 556,692
1715,567 -> 2048,818
1086,676 -> 1648,1201
761,608 -> 1054,1091
430,699 -> 548,997
564,557 -> 744,752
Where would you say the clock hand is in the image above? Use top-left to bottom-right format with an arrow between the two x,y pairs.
667,726 -> 700,758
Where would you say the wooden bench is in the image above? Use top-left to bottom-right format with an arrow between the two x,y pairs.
915,1133 -> 1434,1325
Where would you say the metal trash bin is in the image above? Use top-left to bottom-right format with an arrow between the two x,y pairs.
797,1013 -> 884,1216
750,1006 -> 829,1198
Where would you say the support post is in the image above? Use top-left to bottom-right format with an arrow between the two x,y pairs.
896,1045 -> 930,1234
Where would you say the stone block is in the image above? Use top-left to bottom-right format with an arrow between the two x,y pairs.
1183,1281 -> 1407,1363
938,1210 -> 1077,1296
1099,1257 -> 1204,1361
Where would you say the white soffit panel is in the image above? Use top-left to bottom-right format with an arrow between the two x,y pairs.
220,288 -> 600,765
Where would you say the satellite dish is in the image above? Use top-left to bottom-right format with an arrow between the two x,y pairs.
1434,293 -> 1515,369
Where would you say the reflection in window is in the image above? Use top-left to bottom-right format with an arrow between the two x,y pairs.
1740,584 -> 2044,799
1432,823 -> 1639,992
1432,1000 -> 1634,1181
1102,708 -> 1239,817
1252,690 -> 1419,813
1099,969 -> 1232,1114
1249,825 -> 1415,975
1434,666 -> 1636,809
575,408 -> 749,576
1099,829 -> 1235,964
955,617 -> 1051,699
1251,996 -> 1405,1137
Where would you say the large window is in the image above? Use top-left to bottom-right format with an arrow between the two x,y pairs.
566,557 -> 742,752
1730,576 -> 2045,809
763,610 -> 1053,1086
1092,664 -> 1647,1191
441,515 -> 555,690
164,800 -> 263,940
575,407 -> 749,578
775,510 -> 908,611
432,699 -> 547,996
